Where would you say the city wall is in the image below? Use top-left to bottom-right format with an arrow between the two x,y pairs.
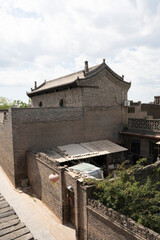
0,110 -> 15,185
0,106 -> 124,186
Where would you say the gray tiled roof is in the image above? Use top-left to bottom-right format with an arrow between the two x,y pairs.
0,193 -> 35,240
27,61 -> 130,97
27,64 -> 99,97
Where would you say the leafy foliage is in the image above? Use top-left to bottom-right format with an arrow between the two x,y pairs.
92,162 -> 160,233
0,97 -> 31,109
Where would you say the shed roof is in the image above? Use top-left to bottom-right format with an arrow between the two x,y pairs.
46,139 -> 128,163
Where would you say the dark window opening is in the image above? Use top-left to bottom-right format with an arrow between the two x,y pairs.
131,139 -> 140,154
59,99 -> 64,107
149,141 -> 158,162
39,101 -> 42,107
128,107 -> 135,113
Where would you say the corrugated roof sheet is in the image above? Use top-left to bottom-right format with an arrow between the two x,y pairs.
49,140 -> 128,163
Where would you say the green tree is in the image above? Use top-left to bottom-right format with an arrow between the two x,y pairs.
91,162 -> 160,233
0,97 -> 31,109
0,97 -> 12,109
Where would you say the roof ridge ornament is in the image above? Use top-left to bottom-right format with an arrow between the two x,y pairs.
84,61 -> 89,73
103,59 -> 105,63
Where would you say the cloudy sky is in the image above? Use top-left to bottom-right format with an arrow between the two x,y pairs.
0,0 -> 160,103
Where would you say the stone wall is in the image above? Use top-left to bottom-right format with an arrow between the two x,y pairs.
0,109 -> 15,186
87,199 -> 160,240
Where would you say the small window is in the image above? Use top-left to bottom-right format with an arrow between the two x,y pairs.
59,99 -> 64,107
39,101 -> 42,107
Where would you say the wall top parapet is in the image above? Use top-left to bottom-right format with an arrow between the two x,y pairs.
32,152 -> 60,172
128,118 -> 160,132
88,199 -> 160,240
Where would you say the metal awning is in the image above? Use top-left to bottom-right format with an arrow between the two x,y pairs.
47,140 -> 128,163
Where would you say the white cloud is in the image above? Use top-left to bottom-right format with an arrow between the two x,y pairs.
0,0 -> 160,102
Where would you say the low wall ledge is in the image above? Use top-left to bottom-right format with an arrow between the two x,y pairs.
88,199 -> 160,240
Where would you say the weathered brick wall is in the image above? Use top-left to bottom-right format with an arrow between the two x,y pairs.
87,199 -> 160,240
82,70 -> 128,107
128,106 -> 148,119
8,106 -> 125,185
0,109 -> 15,186
84,106 -> 126,142
77,185 -> 94,240
142,104 -> 160,119
31,68 -> 130,109
11,107 -> 84,185
27,151 -> 65,222
31,87 -> 83,108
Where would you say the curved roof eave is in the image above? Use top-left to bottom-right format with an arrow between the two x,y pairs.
27,61 -> 131,97
77,63 -> 131,87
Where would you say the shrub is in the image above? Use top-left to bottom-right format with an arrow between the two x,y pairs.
92,163 -> 160,233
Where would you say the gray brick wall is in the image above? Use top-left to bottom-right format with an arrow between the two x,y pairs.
31,87 -> 83,108
87,199 -> 160,240
142,104 -> 160,119
31,68 -> 129,109
0,109 -> 15,186
6,106 -> 126,185
27,151 -> 64,222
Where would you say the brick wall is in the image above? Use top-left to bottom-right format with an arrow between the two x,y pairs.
31,87 -> 83,108
31,68 -> 130,109
27,151 -> 95,239
27,150 -> 160,240
87,199 -> 160,240
11,107 -> 84,185
4,106 -> 125,185
82,70 -> 128,107
27,151 -> 65,222
142,104 -> 160,119
0,109 -> 15,186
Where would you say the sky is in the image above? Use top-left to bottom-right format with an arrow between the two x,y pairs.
0,0 -> 160,103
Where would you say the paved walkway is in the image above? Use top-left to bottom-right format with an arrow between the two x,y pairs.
0,167 -> 76,240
